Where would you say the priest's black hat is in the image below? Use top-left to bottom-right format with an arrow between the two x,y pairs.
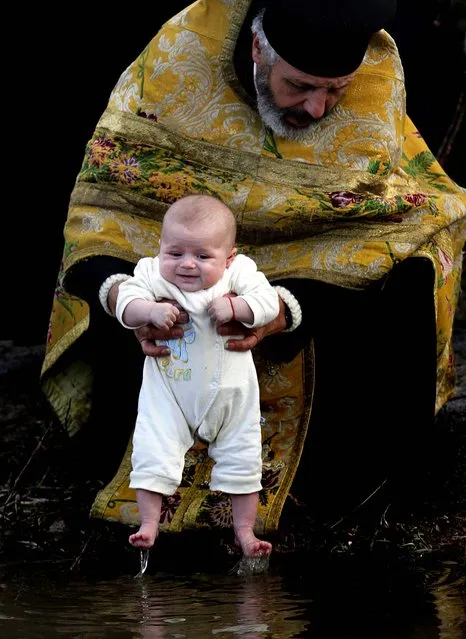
261,0 -> 397,77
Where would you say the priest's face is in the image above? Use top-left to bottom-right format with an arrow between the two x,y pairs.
252,35 -> 355,141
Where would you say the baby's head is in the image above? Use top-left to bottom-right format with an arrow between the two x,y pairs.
159,195 -> 237,292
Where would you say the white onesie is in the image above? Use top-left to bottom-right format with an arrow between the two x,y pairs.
116,254 -> 279,496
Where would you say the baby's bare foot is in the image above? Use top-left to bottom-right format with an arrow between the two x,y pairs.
242,539 -> 273,558
235,527 -> 272,558
129,523 -> 158,549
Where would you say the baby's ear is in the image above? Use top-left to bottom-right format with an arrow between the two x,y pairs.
226,247 -> 237,268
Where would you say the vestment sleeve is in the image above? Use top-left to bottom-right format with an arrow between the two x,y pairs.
64,256 -> 134,311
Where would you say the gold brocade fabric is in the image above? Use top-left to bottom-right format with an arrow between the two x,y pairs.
41,0 -> 465,533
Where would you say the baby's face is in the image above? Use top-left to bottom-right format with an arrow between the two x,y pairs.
159,221 -> 235,292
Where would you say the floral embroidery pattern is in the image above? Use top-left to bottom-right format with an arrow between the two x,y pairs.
81,132 -> 443,224
259,465 -> 282,506
329,191 -> 365,208
88,138 -> 116,167
109,154 -> 142,184
80,133 -> 245,204
263,127 -> 283,159
285,187 -> 438,221
181,446 -> 209,488
199,493 -> 233,528
367,159 -> 392,176
401,151 -> 451,192
160,493 -> 181,525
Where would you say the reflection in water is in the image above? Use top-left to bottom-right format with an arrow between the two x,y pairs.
431,568 -> 465,639
0,572 -> 310,638
0,562 -> 464,638
136,573 -> 308,638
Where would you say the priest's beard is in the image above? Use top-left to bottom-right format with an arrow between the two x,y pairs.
254,62 -> 320,142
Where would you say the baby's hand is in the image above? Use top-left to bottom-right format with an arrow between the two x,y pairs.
149,303 -> 180,330
208,296 -> 233,326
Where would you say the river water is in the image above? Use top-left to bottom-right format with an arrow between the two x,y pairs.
0,556 -> 464,638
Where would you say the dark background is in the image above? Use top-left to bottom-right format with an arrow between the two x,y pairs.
7,1 -> 465,345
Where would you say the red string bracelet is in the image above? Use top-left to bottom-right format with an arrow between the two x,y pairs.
228,296 -> 236,321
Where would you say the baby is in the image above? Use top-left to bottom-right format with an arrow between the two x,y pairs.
116,194 -> 279,558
